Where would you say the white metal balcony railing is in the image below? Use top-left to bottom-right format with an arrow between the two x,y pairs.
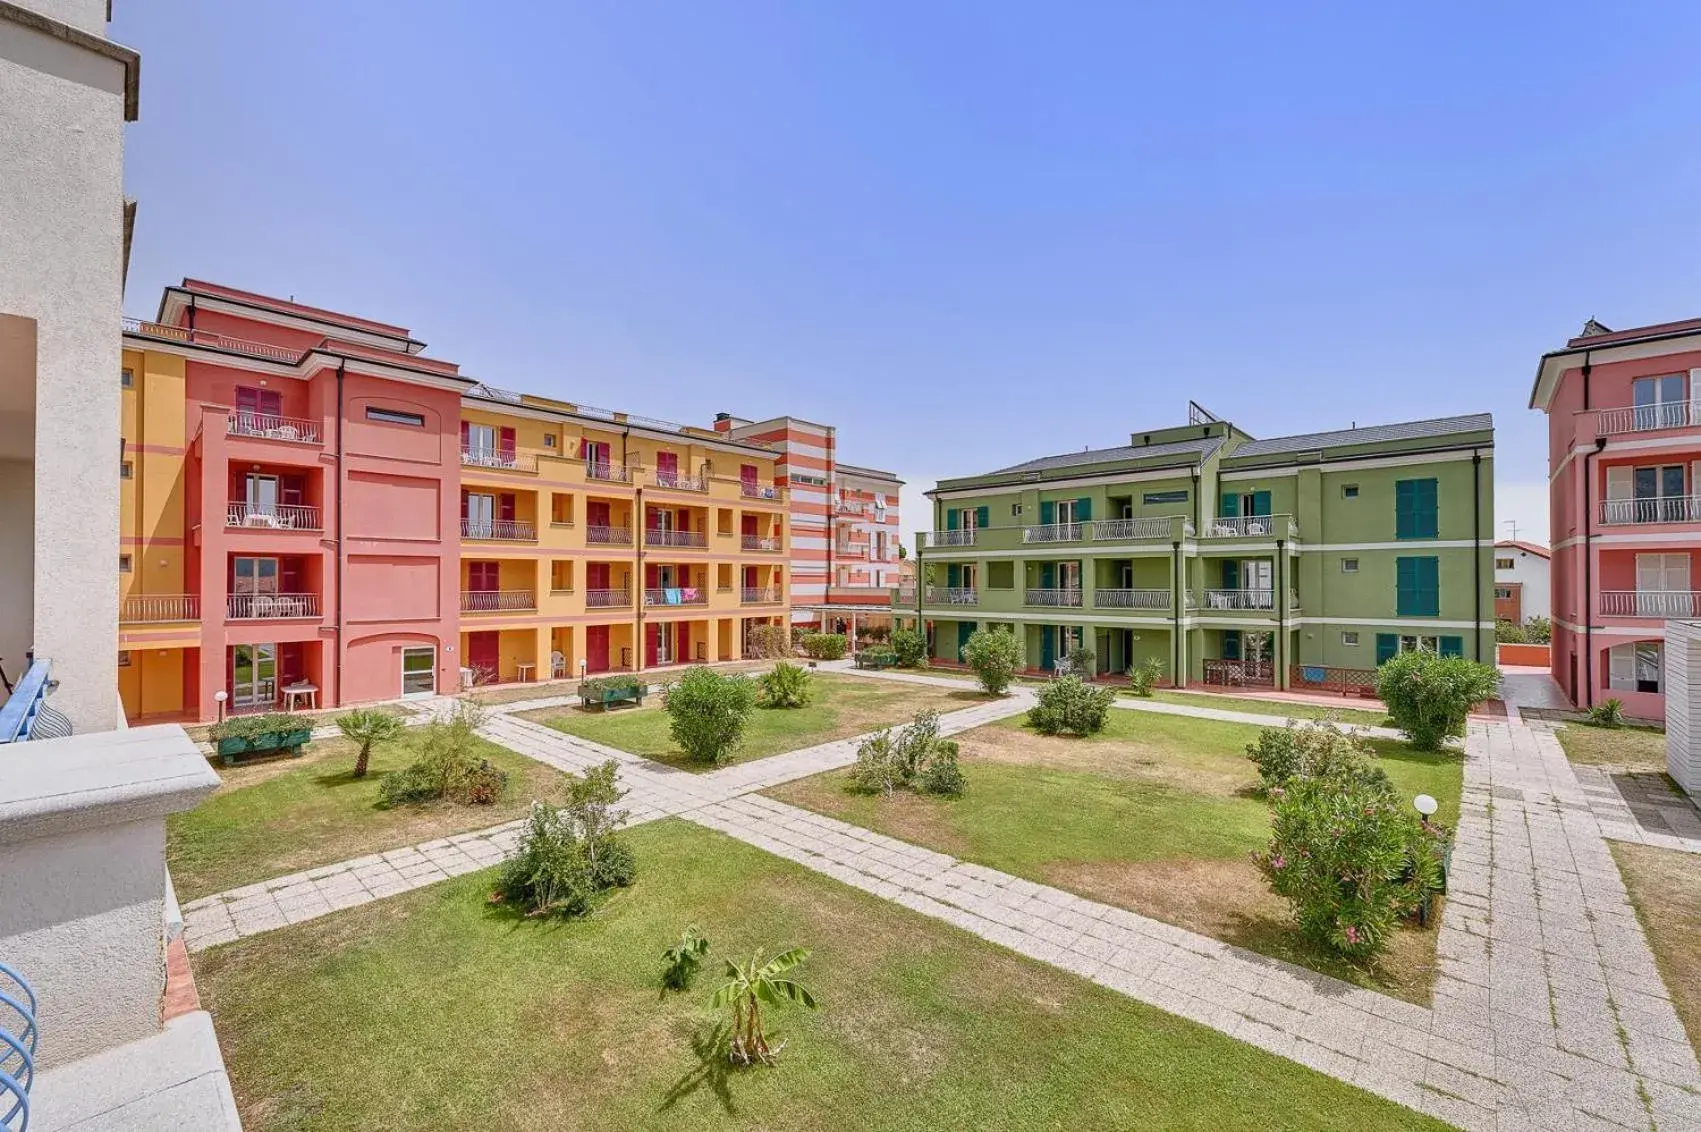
1092,516 -> 1185,541
1202,514 -> 1296,539
1600,590 -> 1701,618
925,529 -> 977,548
1200,588 -> 1275,610
644,587 -> 708,606
1022,522 -> 1085,544
460,445 -> 537,472
585,461 -> 631,483
585,587 -> 632,608
741,586 -> 781,604
893,587 -> 918,605
1025,587 -> 1084,607
460,590 -> 537,613
225,502 -> 321,530
1597,402 -> 1698,437
1599,496 -> 1701,525
227,592 -> 319,619
120,594 -> 200,623
645,529 -> 707,548
653,471 -> 707,491
1093,588 -> 1170,610
461,518 -> 536,541
586,524 -> 633,545
836,500 -> 866,515
936,586 -> 978,605
740,483 -> 782,500
227,413 -> 322,444
742,535 -> 782,552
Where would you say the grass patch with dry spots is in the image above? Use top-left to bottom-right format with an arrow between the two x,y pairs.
1611,840 -> 1701,1050
1142,689 -> 1391,726
1554,721 -> 1667,772
196,819 -> 1446,1131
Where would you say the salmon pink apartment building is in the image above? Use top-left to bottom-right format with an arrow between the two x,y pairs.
119,280 -> 791,723
1533,316 -> 1701,717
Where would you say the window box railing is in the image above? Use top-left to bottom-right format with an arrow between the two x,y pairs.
1024,587 -> 1083,607
741,535 -> 782,552
741,586 -> 781,604
226,502 -> 321,531
585,461 -> 631,483
1597,403 -> 1697,437
924,529 -> 977,548
644,587 -> 708,606
227,593 -> 319,619
586,524 -> 633,545
1201,514 -> 1297,539
653,471 -> 707,491
120,594 -> 200,623
227,413 -> 322,444
740,483 -> 783,501
936,587 -> 978,605
1199,588 -> 1275,610
1093,588 -> 1170,610
461,445 -> 538,472
1600,590 -> 1701,618
585,587 -> 632,608
461,518 -> 536,541
1092,516 -> 1185,541
461,590 -> 537,612
1022,522 -> 1085,544
645,529 -> 707,548
1599,496 -> 1701,525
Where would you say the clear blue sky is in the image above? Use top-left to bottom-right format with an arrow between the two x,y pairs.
113,2 -> 1701,545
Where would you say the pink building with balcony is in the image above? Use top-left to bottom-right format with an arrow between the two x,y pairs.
1532,316 -> 1701,719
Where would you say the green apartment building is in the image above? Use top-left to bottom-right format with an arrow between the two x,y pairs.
901,407 -> 1495,691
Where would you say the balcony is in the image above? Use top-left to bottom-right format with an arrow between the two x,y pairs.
586,587 -> 633,609
1025,587 -> 1083,608
1093,588 -> 1170,610
1199,514 -> 1298,540
892,586 -> 918,605
126,316 -> 302,363
930,586 -> 978,606
120,594 -> 200,623
1199,588 -> 1274,610
645,529 -> 707,548
226,412 -> 322,445
836,500 -> 866,515
1601,590 -> 1701,618
1600,496 -> 1701,526
652,471 -> 707,492
226,502 -> 321,531
1597,402 -> 1699,437
740,483 -> 783,501
1023,522 -> 1086,544
461,518 -> 537,542
924,529 -> 977,548
461,590 -> 537,613
587,524 -> 633,546
461,445 -> 537,473
585,461 -> 632,484
742,535 -> 782,552
1093,516 -> 1186,541
227,593 -> 320,619
644,587 -> 708,607
741,586 -> 782,604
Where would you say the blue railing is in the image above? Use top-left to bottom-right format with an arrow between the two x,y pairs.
0,659 -> 53,745
0,962 -> 35,1131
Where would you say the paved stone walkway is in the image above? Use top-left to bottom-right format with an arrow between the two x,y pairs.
1570,759 -> 1701,855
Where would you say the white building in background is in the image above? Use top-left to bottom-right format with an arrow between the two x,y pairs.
1494,539 -> 1551,626
0,0 -> 138,731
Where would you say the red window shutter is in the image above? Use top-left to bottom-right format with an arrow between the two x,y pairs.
280,557 -> 302,593
587,500 -> 609,526
236,387 -> 260,414
460,421 -> 471,449
657,451 -> 677,475
644,624 -> 658,668
744,565 -> 757,587
645,563 -> 658,588
587,562 -> 609,589
499,427 -> 516,459
646,507 -> 661,530
741,464 -> 757,485
742,514 -> 757,536
259,389 -> 282,417
677,509 -> 689,531
676,622 -> 687,660
499,494 -> 516,522
281,475 -> 304,505
460,490 -> 469,521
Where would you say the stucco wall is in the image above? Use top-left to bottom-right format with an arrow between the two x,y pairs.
0,459 -> 34,685
0,17 -> 125,731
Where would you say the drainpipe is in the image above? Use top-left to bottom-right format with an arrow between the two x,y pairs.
625,425 -> 644,671
1275,537 -> 1286,688
1171,539 -> 1182,686
334,361 -> 345,703
1472,449 -> 1483,661
1583,436 -> 1606,707
1191,465 -> 1202,533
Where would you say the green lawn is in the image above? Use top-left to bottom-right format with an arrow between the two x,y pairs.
167,730 -> 566,901
1554,721 -> 1667,772
768,709 -> 1462,1002
1140,689 -> 1390,726
196,819 -> 1445,1131
519,673 -> 978,772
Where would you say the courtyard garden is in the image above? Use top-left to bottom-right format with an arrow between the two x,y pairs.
1138,688 -> 1390,727
1612,841 -> 1701,1051
195,818 -> 1446,1131
518,671 -> 977,772
1554,717 -> 1668,772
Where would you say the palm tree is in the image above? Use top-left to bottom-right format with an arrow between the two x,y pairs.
337,708 -> 404,778
710,947 -> 817,1065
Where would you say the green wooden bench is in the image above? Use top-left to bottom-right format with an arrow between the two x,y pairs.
853,651 -> 898,670
580,682 -> 647,710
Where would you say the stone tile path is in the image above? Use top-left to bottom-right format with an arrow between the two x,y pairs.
1571,761 -> 1701,855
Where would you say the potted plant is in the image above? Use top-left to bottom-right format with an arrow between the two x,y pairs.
209,712 -> 313,765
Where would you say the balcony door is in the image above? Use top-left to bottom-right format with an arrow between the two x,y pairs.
465,423 -> 498,464
401,646 -> 436,698
1636,553 -> 1690,616
244,474 -> 279,517
467,561 -> 499,593
1057,561 -> 1079,591
231,643 -> 277,709
1633,374 -> 1688,431
464,492 -> 495,537
234,386 -> 283,432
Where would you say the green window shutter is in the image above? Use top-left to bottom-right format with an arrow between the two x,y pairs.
1219,491 -> 1239,518
1040,626 -> 1055,669
1417,555 -> 1439,615
1418,479 -> 1438,537
1222,630 -> 1241,660
1396,556 -> 1440,616
1039,500 -> 1055,524
1375,634 -> 1398,665
946,509 -> 959,531
1040,562 -> 1055,588
1440,636 -> 1464,658
1077,497 -> 1092,521
1395,478 -> 1438,539
947,563 -> 961,588
975,505 -> 990,530
1221,559 -> 1238,589
1252,490 -> 1271,517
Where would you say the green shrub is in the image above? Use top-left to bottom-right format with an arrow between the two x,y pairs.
495,760 -> 634,918
1125,657 -> 1164,697
1028,675 -> 1116,736
1255,767 -> 1443,959
377,701 -> 507,806
1376,652 -> 1501,751
1588,698 -> 1626,729
209,712 -> 303,743
801,633 -> 848,660
890,628 -> 928,668
1494,619 -> 1526,645
743,623 -> 792,660
1523,615 -> 1552,645
662,924 -> 711,990
758,662 -> 813,709
1063,644 -> 1096,677
961,627 -> 1022,695
849,709 -> 964,797
1245,721 -> 1381,795
663,666 -> 758,765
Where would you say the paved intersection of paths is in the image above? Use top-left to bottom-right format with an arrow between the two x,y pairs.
182,670 -> 1701,1130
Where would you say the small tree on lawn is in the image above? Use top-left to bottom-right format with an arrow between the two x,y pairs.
336,708 -> 404,778
1376,651 -> 1501,751
711,947 -> 818,1065
890,628 -> 928,668
664,666 -> 758,766
495,759 -> 635,918
961,627 -> 1022,696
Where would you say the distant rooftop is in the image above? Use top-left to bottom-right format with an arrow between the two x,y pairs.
986,435 -> 1226,477
1228,413 -> 1493,460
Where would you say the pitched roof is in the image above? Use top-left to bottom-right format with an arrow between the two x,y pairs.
984,435 -> 1225,477
1495,539 -> 1550,559
1228,413 -> 1493,460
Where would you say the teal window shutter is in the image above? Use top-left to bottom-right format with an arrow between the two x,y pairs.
975,505 -> 990,530
1040,562 -> 1055,588
1040,500 -> 1055,524
947,563 -> 961,588
1222,630 -> 1241,660
1417,556 -> 1439,615
1040,626 -> 1055,669
1221,559 -> 1237,589
1395,478 -> 1438,539
1375,633 -> 1397,665
1396,556 -> 1440,616
1440,636 -> 1464,657
1219,491 -> 1239,518
1252,490 -> 1271,517
945,509 -> 959,531
1077,497 -> 1092,521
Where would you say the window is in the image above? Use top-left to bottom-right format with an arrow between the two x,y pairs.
543,433 -> 556,448
1395,478 -> 1439,539
1494,587 -> 1513,600
367,407 -> 424,427
988,561 -> 1015,589
1143,490 -> 1189,504
1632,375 -> 1688,430
1609,642 -> 1663,693
1395,555 -> 1440,616
118,651 -> 133,668
1342,484 -> 1359,499
120,461 -> 133,480
119,554 -> 132,573
1341,558 -> 1359,574
790,472 -> 827,487
1495,557 -> 1514,569
1341,632 -> 1360,647
1399,635 -> 1440,654
120,367 -> 134,388
1010,503 -> 1022,517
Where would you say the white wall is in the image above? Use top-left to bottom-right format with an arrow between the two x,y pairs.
1667,621 -> 1701,800
0,12 -> 126,730
1495,546 -> 1550,623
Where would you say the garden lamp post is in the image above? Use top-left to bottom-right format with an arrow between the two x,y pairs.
214,689 -> 228,724
1414,793 -> 1438,827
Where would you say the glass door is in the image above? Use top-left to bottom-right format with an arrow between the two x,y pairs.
465,423 -> 497,465
233,556 -> 279,618
1636,554 -> 1690,616
401,647 -> 436,697
1633,374 -> 1687,430
231,644 -> 277,709
1242,560 -> 1273,608
465,493 -> 495,538
245,474 -> 279,519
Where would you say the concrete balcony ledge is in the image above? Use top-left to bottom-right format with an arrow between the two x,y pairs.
0,725 -> 219,846
30,1011 -> 240,1132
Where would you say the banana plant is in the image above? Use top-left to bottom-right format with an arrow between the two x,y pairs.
661,925 -> 711,990
710,947 -> 817,1065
